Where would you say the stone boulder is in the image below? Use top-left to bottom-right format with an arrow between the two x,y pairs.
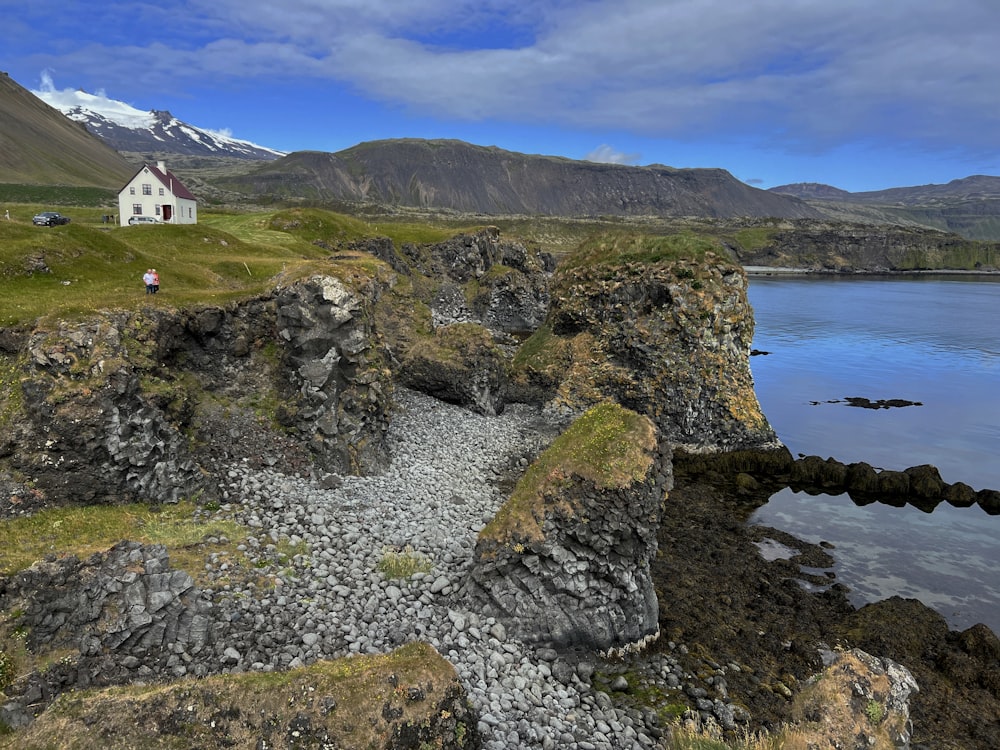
785,648 -> 919,749
399,323 -> 508,416
461,403 -> 669,653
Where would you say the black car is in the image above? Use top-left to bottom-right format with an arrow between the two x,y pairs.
32,211 -> 71,226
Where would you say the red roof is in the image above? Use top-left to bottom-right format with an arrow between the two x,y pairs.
121,163 -> 197,201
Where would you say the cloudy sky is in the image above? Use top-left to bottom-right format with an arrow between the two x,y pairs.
3,0 -> 999,192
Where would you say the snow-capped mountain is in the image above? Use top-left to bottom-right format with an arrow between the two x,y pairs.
33,85 -> 285,161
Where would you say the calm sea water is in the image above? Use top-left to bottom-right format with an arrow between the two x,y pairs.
746,275 -> 1000,634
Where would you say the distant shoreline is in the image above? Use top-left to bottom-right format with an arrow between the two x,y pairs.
743,265 -> 1000,276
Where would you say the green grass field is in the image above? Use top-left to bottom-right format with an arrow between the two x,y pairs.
0,202 -> 642,326
0,206 -> 366,326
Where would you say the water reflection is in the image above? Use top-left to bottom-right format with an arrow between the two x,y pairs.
750,488 -> 1000,634
746,275 -> 1000,633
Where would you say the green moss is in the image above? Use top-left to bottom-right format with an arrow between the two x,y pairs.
0,501 -> 246,577
732,227 -> 777,252
480,402 -> 656,546
512,325 -> 568,371
405,322 -> 499,368
559,231 -> 719,272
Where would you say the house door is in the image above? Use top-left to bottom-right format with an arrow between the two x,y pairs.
163,205 -> 173,222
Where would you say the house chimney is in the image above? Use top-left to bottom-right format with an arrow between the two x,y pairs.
157,161 -> 166,172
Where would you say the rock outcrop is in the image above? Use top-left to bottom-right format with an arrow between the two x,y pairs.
3,636 -> 478,750
367,227 -> 553,416
462,403 -> 669,653
0,542 -> 219,719
785,648 -> 919,749
514,243 -> 778,451
674,448 -> 1000,514
0,273 -> 394,506
728,218 -> 999,272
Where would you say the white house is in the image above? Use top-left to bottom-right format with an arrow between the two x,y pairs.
118,161 -> 197,226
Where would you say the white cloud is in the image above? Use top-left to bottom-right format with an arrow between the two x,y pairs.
20,0 -> 1000,158
585,145 -> 640,165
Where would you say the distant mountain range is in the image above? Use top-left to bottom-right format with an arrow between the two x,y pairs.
4,70 -> 1000,238
31,85 -> 284,161
770,177 -> 1000,239
214,140 -> 822,220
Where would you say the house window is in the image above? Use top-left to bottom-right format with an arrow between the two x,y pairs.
129,187 -> 135,195
132,204 -> 143,215
159,188 -> 164,196
142,184 -> 152,195
155,205 -> 161,216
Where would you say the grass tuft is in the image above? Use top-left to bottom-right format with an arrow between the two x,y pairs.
377,545 -> 433,579
480,402 -> 656,546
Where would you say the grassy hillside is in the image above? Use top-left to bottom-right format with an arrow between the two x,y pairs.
0,208 -> 336,326
0,204 -> 551,327
0,73 -> 133,188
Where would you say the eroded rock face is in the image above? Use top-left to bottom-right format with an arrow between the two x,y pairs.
0,542 -> 218,720
274,275 -> 393,473
6,313 -> 208,504
462,435 -> 671,653
400,323 -> 509,416
370,227 -> 553,415
536,253 -> 779,451
359,227 -> 553,336
0,274 -> 393,506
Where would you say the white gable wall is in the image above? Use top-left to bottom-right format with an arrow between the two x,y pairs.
117,165 -> 198,226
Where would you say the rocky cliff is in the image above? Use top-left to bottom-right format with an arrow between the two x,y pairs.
726,218 -> 1000,272
7,224 -> 954,748
513,237 -> 778,451
463,403 -> 670,654
0,272 -> 395,506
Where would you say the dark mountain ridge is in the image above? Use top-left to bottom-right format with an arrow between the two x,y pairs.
62,106 -> 284,161
0,72 -> 133,188
770,176 -> 1000,239
216,138 -> 822,219
771,175 -> 1000,205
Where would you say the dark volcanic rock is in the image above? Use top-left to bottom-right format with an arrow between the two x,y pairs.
656,464 -> 1000,749
533,253 -> 779,451
400,323 -> 509,416
0,274 -> 394,506
462,408 -> 669,653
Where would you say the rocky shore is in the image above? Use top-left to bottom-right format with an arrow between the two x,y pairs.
3,225 -> 998,748
2,388 -> 748,748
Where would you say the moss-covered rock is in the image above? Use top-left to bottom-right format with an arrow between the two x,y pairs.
398,322 -> 508,416
518,236 -> 778,451
463,403 -> 669,652
0,642 -> 480,750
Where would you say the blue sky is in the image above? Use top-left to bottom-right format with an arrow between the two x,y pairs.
3,0 -> 999,192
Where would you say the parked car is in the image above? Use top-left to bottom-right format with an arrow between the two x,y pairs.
32,211 -> 71,226
128,215 -> 160,225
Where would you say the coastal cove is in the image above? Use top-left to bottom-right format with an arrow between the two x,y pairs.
746,274 -> 1000,634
